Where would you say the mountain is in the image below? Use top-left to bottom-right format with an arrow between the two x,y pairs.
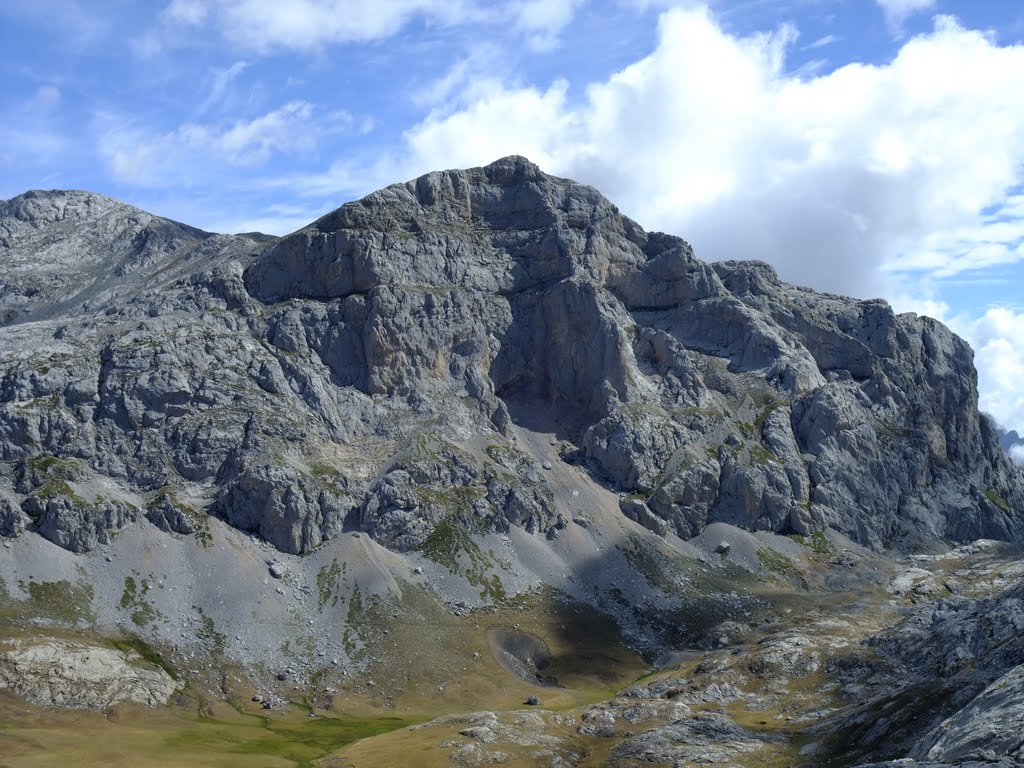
1,157 -> 1023,766
998,425 -> 1024,465
1000,428 -> 1022,449
1,156 -> 1020,557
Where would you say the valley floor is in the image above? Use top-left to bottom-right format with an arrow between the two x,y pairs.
2,532 -> 1022,767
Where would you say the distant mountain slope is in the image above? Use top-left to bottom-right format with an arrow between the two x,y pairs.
998,425 -> 1024,465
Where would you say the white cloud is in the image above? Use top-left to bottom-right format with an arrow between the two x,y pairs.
409,44 -> 508,109
886,195 -> 1024,278
947,307 -> 1024,436
804,34 -> 840,50
1011,444 -> 1024,466
163,0 -> 208,25
406,80 -> 576,173
510,0 -> 584,51
155,0 -> 583,53
876,0 -> 936,32
0,127 -> 69,167
207,0 -> 476,52
96,101 -> 355,187
380,8 -> 1024,301
198,60 -> 249,114
205,202 -> 325,235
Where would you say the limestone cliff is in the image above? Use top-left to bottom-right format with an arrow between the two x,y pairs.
1,157 -> 1021,555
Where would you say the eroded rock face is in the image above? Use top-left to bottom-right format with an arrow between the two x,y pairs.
0,641 -> 181,709
909,663 -> 1024,764
0,157 -> 1022,555
825,576 -> 1024,766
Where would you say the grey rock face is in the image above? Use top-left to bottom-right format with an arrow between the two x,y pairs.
213,463 -> 353,554
144,493 -> 196,535
620,498 -> 668,536
612,712 -> 768,764
359,438 -> 558,551
0,189 -> 212,325
0,641 -> 181,709
830,578 -> 1024,765
998,426 -> 1022,452
1,157 -> 1022,556
22,493 -> 139,553
909,662 -> 1024,764
0,494 -> 27,537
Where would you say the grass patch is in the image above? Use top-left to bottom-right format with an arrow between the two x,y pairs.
418,516 -> 507,604
117,573 -> 159,626
810,529 -> 831,555
18,578 -> 95,623
111,636 -> 179,681
120,576 -> 139,609
316,560 -> 342,611
621,535 -> 689,596
418,516 -> 478,571
875,418 -> 912,440
757,547 -> 795,574
119,575 -> 161,627
0,696 -> 417,768
671,405 -> 725,422
201,714 -> 416,764
308,462 -> 348,496
984,489 -> 1011,512
750,444 -> 782,466
193,605 -> 226,658
754,399 -> 785,431
26,454 -> 78,475
412,485 -> 483,515
30,477 -> 85,505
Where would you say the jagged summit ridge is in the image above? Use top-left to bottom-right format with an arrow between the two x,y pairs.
0,157 -> 1021,558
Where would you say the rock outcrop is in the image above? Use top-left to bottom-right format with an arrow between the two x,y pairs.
0,157 -> 1022,556
825,571 -> 1024,766
0,640 -> 181,709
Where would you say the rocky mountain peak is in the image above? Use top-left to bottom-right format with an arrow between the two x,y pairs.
244,155 -> 657,304
1,189 -> 123,233
310,155 -> 584,235
0,190 -> 222,324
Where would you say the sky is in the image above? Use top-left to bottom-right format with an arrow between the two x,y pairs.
1,0 -> 1022,439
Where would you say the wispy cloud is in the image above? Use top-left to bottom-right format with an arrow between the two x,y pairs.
875,0 -> 936,34
198,60 -> 250,114
509,0 -> 585,52
1011,444 -> 1024,466
163,0 -> 208,25
192,0 -> 477,52
95,101 -> 361,187
803,33 -> 839,50
149,0 -> 585,54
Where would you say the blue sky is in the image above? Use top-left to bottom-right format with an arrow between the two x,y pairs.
1,0 -> 1023,434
